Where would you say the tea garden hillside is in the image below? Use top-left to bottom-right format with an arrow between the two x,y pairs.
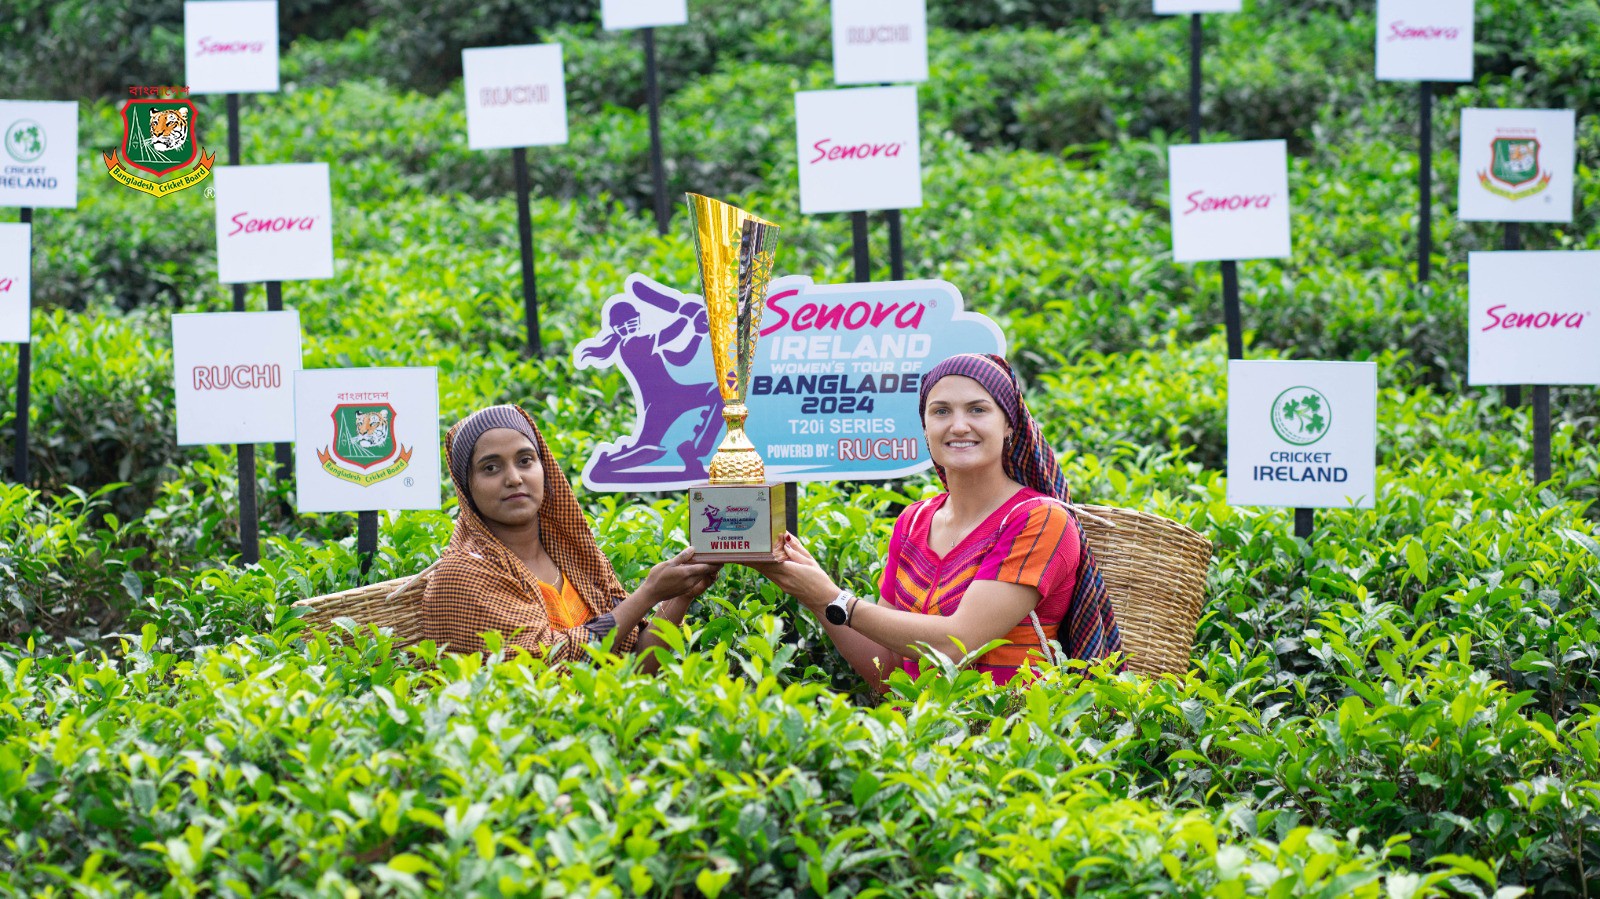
0,0 -> 1597,896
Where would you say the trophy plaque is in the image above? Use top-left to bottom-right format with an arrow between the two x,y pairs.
684,193 -> 787,563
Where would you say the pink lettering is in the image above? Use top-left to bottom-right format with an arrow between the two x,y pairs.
227,212 -> 317,237
192,364 -> 283,390
1481,304 -> 1587,331
809,139 -> 905,164
0,278 -> 10,293
1183,190 -> 1273,215
199,37 -> 266,56
1387,21 -> 1460,42
479,85 -> 550,106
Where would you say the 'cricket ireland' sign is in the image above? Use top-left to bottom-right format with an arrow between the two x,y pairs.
293,367 -> 441,513
1457,108 -> 1575,223
1227,360 -> 1377,510
0,100 -> 79,208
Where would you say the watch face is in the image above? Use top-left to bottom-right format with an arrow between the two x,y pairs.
825,603 -> 847,625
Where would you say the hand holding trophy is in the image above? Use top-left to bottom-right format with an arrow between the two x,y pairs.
685,193 -> 787,562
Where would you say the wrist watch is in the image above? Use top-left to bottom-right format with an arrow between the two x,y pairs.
824,589 -> 855,626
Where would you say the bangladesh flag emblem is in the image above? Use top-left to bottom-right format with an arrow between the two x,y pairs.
102,99 -> 216,197
317,403 -> 414,487
1479,135 -> 1551,201
1270,387 -> 1331,447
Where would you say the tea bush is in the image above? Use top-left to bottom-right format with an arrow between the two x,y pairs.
1,0 -> 1598,895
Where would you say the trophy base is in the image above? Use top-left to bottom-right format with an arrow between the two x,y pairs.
687,482 -> 788,563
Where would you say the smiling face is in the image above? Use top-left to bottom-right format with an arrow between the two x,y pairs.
923,375 -> 1013,477
468,428 -> 544,528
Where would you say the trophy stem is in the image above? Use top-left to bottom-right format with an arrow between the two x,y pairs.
708,403 -> 765,484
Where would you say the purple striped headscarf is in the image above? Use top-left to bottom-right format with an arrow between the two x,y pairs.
917,353 -> 1125,667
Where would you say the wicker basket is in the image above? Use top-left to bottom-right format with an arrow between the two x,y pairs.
1073,504 -> 1212,676
293,507 -> 1211,674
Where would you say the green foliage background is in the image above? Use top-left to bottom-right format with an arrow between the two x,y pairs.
0,0 -> 1597,895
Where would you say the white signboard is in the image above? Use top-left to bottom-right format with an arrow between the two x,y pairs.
294,367 -> 441,513
1168,140 -> 1291,263
172,311 -> 301,445
0,223 -> 31,343
832,0 -> 929,85
1457,108 -> 1575,223
214,163 -> 334,283
462,44 -> 569,151
185,1 -> 281,94
0,101 -> 79,209
1468,251 -> 1600,386
1153,0 -> 1241,13
601,0 -> 687,30
1375,0 -> 1474,83
1227,360 -> 1377,510
795,86 -> 922,214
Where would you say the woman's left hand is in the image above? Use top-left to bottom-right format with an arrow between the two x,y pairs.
643,548 -> 722,605
747,533 -> 838,615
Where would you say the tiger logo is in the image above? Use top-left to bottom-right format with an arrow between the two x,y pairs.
1504,141 -> 1535,176
352,409 -> 390,449
147,107 -> 189,153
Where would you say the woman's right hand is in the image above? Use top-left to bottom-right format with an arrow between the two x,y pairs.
643,547 -> 721,605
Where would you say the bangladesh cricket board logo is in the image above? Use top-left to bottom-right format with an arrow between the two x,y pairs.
1270,386 -> 1331,446
1478,135 -> 1552,201
316,403 -> 414,487
4,120 -> 45,163
102,97 -> 217,198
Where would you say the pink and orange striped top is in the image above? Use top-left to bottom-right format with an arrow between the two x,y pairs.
879,487 -> 1081,684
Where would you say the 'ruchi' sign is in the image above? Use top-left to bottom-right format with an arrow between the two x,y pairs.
213,163 -> 334,283
1457,108 -> 1575,224
832,0 -> 928,86
184,1 -> 281,94
172,311 -> 301,445
1227,360 -> 1378,510
1168,140 -> 1291,263
0,100 -> 79,209
601,0 -> 687,30
574,273 -> 1004,491
1153,0 -> 1241,13
462,44 -> 569,151
795,86 -> 922,214
1468,251 -> 1600,386
0,223 -> 32,343
293,367 -> 441,513
1375,0 -> 1474,82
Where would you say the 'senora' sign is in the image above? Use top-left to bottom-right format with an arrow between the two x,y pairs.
832,0 -> 929,86
1227,360 -> 1378,510
213,163 -> 334,283
184,1 -> 281,95
1457,108 -> 1575,224
600,0 -> 687,30
462,44 -> 569,151
1468,251 -> 1600,386
0,223 -> 32,343
1168,140 -> 1291,263
293,367 -> 441,514
573,273 -> 1004,492
1374,0 -> 1474,83
172,311 -> 302,445
795,86 -> 923,214
1152,0 -> 1241,13
0,100 -> 79,209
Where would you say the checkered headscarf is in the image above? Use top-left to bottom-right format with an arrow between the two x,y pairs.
918,354 -> 1123,664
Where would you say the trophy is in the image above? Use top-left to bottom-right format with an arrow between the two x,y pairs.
684,193 -> 787,562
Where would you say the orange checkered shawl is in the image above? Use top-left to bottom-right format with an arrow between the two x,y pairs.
419,405 -> 639,659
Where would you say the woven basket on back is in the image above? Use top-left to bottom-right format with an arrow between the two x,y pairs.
293,506 -> 1211,674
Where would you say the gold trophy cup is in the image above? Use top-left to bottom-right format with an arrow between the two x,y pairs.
685,193 -> 787,562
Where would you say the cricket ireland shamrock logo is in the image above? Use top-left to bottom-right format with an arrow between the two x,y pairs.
4,120 -> 44,163
1270,386 -> 1331,446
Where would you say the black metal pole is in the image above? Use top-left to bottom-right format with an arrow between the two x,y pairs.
228,93 -> 245,313
643,28 -> 670,236
1294,507 -> 1313,539
1417,81 -> 1432,285
1188,14 -> 1203,144
12,207 -> 30,486
1532,385 -> 1551,484
358,510 -> 378,576
851,211 -> 870,283
1221,260 -> 1242,360
1503,222 -> 1522,408
265,282 -> 292,483
886,209 -> 905,280
512,147 -> 542,356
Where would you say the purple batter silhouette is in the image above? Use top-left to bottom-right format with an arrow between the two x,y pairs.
701,504 -> 724,532
579,279 -> 723,481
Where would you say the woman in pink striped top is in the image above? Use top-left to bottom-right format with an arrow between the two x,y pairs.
753,353 -> 1123,688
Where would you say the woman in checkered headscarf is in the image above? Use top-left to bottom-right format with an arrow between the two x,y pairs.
753,353 -> 1123,687
420,404 -> 719,662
